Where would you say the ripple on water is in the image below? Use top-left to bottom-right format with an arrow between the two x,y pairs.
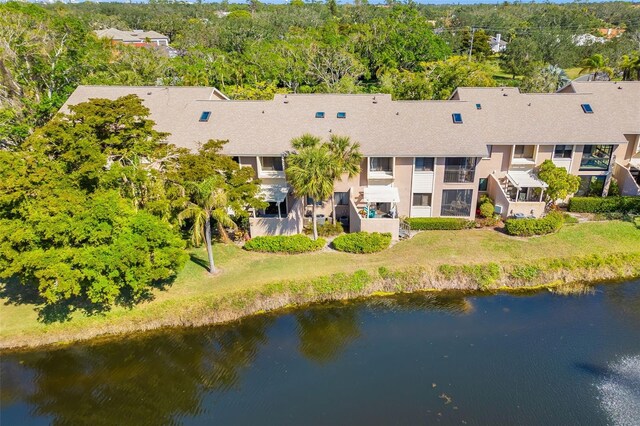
597,355 -> 640,426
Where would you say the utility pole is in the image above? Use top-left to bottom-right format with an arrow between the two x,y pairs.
468,27 -> 476,61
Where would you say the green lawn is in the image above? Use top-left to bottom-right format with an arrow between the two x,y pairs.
2,221 -> 639,346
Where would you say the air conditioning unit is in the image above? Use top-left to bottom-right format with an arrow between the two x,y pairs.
494,204 -> 503,214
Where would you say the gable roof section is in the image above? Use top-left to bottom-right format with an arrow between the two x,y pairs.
452,86 -> 633,144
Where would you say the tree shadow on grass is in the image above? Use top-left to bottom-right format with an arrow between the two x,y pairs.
1,275 -> 177,325
189,253 -> 210,271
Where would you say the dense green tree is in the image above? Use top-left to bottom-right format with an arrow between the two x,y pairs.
537,160 -> 581,207
424,56 -> 497,100
0,95 -> 188,308
500,36 -> 541,79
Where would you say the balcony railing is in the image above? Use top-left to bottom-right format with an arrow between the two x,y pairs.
444,168 -> 475,183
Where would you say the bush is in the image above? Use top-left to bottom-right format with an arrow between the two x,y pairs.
332,232 -> 391,254
504,212 -> 564,237
304,221 -> 343,237
635,217 -> 640,229
407,218 -> 475,230
568,196 -> 640,214
480,200 -> 495,218
244,235 -> 325,254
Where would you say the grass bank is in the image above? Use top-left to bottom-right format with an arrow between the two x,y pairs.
2,221 -> 639,350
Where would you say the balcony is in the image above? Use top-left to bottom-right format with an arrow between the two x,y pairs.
444,168 -> 475,183
368,157 -> 394,180
258,156 -> 286,179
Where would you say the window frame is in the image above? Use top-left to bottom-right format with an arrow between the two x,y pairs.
261,156 -> 284,172
553,145 -> 573,159
414,157 -> 434,172
199,111 -> 211,122
412,193 -> 432,207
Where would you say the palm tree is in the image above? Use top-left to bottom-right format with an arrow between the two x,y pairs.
618,53 -> 640,81
286,142 -> 334,240
326,135 -> 362,224
579,54 -> 613,81
178,177 -> 236,274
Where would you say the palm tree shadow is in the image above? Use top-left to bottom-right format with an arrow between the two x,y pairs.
190,253 -> 210,271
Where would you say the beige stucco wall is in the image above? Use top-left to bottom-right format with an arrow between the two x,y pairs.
624,134 -> 639,163
249,198 -> 304,237
613,163 -> 640,196
394,157 -> 413,217
433,157 -> 479,219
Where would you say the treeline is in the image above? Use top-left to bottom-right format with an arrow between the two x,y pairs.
2,1 -> 640,146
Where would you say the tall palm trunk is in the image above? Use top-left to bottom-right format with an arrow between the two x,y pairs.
205,217 -> 216,274
217,221 -> 231,243
331,195 -> 336,226
312,202 -> 318,240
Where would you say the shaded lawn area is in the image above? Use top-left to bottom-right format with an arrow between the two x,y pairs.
2,221 -> 639,343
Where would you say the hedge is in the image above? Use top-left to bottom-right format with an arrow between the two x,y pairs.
244,235 -> 325,254
504,212 -> 564,237
332,232 -> 392,254
568,196 -> 640,214
406,218 -> 475,230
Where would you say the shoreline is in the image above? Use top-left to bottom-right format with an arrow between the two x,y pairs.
2,251 -> 639,352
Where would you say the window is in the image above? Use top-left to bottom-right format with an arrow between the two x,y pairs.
444,157 -> 477,183
513,145 -> 534,159
370,157 -> 392,172
576,176 -> 605,197
334,192 -> 349,206
261,156 -> 284,172
475,103 -> 482,110
452,113 -> 463,124
580,145 -> 613,171
337,112 -> 346,119
306,196 -> 323,206
441,189 -> 473,217
412,193 -> 432,207
315,112 -> 325,118
199,111 -> 211,122
478,178 -> 488,192
414,157 -> 434,172
581,103 -> 594,113
554,145 -> 573,159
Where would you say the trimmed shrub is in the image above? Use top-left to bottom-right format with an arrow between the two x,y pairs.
407,218 -> 475,230
504,212 -> 564,237
332,232 -> 391,254
304,221 -> 343,237
244,234 -> 325,254
568,196 -> 640,214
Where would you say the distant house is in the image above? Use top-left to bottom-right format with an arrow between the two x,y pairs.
489,34 -> 507,53
572,33 -> 606,46
598,28 -> 625,40
94,28 -> 170,47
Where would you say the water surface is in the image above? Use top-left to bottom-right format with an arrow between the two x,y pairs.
2,280 -> 640,425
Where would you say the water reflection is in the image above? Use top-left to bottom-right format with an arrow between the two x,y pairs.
296,305 -> 361,364
1,316 -> 274,425
2,283 -> 639,425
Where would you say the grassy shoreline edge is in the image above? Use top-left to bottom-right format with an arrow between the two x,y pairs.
2,251 -> 639,352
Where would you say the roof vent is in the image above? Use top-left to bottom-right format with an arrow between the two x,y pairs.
503,93 -> 508,97
618,86 -> 623,90
452,113 -> 463,124
581,103 -> 594,114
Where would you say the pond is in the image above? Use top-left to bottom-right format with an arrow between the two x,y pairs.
2,280 -> 640,425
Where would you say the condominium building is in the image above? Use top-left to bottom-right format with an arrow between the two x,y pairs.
62,82 -> 640,239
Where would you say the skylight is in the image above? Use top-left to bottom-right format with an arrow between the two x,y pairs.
337,112 -> 346,119
452,113 -> 463,124
581,104 -> 594,114
315,112 -> 325,118
199,111 -> 211,122
475,103 -> 482,110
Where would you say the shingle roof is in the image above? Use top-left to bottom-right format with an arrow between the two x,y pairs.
452,85 -> 636,145
61,83 -> 639,158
